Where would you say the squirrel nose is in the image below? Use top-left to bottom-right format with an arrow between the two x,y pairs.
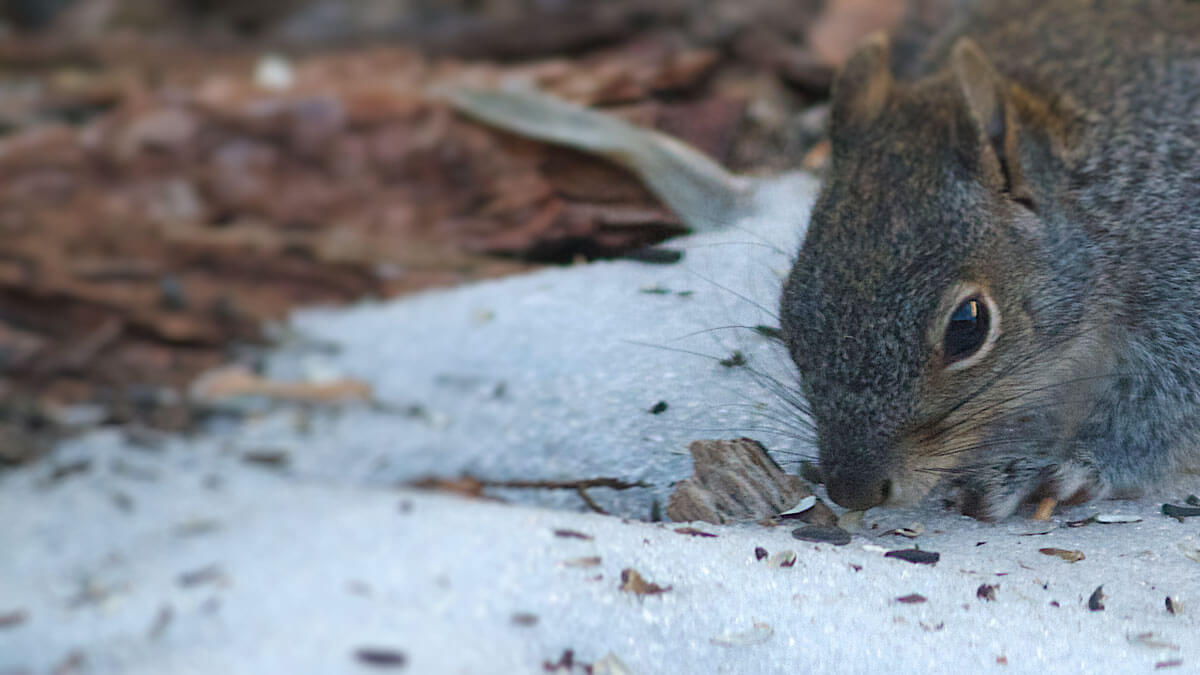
824,470 -> 891,510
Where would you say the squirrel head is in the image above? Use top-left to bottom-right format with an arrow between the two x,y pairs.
781,34 -> 1098,517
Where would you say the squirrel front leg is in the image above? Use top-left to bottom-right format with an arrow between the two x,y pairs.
953,449 -> 1108,521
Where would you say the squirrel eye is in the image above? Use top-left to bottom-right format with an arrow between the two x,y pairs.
943,297 -> 990,365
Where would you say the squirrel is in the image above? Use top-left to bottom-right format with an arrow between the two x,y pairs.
780,0 -> 1200,519
444,0 -> 1199,521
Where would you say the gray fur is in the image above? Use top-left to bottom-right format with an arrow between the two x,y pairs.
780,0 -> 1200,519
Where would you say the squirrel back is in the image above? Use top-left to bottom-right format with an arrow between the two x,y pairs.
781,0 -> 1200,519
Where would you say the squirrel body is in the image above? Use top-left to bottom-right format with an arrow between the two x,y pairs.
781,0 -> 1200,519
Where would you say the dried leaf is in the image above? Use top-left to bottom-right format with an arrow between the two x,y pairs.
1038,548 -> 1085,563
619,568 -> 671,596
673,527 -> 718,538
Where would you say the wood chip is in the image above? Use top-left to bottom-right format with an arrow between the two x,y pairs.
560,556 -> 602,568
619,568 -> 671,596
666,438 -> 811,525
1038,548 -> 1085,563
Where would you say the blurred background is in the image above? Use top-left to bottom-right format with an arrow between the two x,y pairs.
0,0 -> 934,465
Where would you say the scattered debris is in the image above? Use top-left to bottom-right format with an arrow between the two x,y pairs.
1016,523 -> 1057,536
240,449 -> 290,469
1162,503 -> 1200,520
896,594 -> 927,604
709,621 -> 774,647
1039,548 -> 1085,563
40,459 -> 92,487
619,568 -> 671,596
766,550 -> 798,568
510,612 -> 539,627
191,365 -> 372,406
976,584 -> 998,602
623,247 -> 684,265
146,604 -> 173,640
673,527 -> 717,538
1095,513 -> 1142,524
666,438 -> 811,524
177,564 -> 228,588
881,523 -> 924,539
553,529 -> 594,541
173,518 -> 223,537
884,549 -> 940,565
792,525 -> 851,546
1128,632 -> 1180,651
777,495 -> 818,518
1087,586 -> 1106,611
1166,596 -> 1182,615
648,400 -> 669,414
0,608 -> 28,629
354,647 -> 408,669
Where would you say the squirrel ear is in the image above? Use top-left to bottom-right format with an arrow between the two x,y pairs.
950,38 -> 1035,208
830,32 -> 893,142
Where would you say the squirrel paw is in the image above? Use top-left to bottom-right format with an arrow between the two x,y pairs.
952,457 -> 1107,521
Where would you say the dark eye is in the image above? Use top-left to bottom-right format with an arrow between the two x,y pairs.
943,296 -> 990,365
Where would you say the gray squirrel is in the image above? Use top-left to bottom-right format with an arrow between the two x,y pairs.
448,0 -> 1200,520
782,0 -> 1200,518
